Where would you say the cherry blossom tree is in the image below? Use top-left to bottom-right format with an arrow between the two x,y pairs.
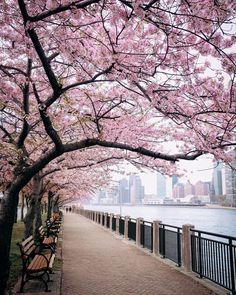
0,0 -> 235,292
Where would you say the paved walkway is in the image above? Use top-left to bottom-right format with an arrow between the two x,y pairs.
62,213 -> 215,295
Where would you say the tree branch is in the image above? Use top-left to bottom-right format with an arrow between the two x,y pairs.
17,59 -> 32,149
28,0 -> 101,22
18,0 -> 61,94
44,63 -> 115,108
33,84 -> 63,151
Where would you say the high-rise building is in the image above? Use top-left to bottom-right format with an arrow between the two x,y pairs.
156,172 -> 166,198
224,151 -> 236,206
118,178 -> 129,204
195,181 -> 210,196
129,174 -> 144,204
212,162 -> 223,197
184,181 -> 195,196
173,183 -> 184,198
172,175 -> 178,187
95,189 -> 106,204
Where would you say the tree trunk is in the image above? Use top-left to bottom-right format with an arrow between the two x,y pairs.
47,191 -> 53,220
23,174 -> 42,239
23,197 -> 36,239
34,197 -> 42,241
44,201 -> 47,214
53,196 -> 60,213
0,188 -> 19,294
21,193 -> 25,222
14,205 -> 18,223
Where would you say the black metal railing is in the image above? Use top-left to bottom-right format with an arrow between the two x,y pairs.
191,229 -> 236,294
128,219 -> 136,241
102,214 -> 105,226
119,218 -> 125,235
106,215 -> 110,228
98,213 -> 101,224
159,224 -> 182,266
112,216 -> 116,231
140,221 -> 153,251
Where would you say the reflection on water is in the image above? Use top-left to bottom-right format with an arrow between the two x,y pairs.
84,205 -> 236,237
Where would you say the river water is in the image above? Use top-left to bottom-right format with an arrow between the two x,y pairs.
83,204 -> 236,237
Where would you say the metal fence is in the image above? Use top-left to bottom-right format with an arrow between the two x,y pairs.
112,216 -> 116,231
102,214 -> 105,226
119,218 -> 125,235
106,215 -> 110,228
159,224 -> 182,266
191,229 -> 236,294
140,221 -> 153,251
128,219 -> 136,241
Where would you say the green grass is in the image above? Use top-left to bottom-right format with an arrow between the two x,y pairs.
9,221 -> 24,291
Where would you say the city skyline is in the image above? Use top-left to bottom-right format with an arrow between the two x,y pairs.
112,155 -> 214,195
91,157 -> 236,206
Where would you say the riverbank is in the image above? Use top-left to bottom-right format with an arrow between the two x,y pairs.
205,204 -> 236,210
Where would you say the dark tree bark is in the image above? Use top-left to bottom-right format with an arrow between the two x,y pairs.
23,197 -> 36,239
20,193 -> 25,222
23,174 -> 43,239
53,195 -> 60,213
0,188 -> 20,295
14,206 -> 18,223
47,191 -> 54,220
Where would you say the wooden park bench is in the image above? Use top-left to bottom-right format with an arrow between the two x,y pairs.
45,218 -> 61,237
17,235 -> 55,292
37,225 -> 57,253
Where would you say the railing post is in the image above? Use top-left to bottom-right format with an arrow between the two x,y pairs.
124,216 -> 130,239
104,213 -> 108,228
153,220 -> 162,256
96,212 -> 99,223
182,224 -> 194,272
110,213 -> 114,231
229,238 -> 236,294
136,218 -> 143,247
100,212 -> 103,225
116,215 -> 120,234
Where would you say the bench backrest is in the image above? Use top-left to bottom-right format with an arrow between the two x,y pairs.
38,226 -> 45,237
17,235 -> 37,269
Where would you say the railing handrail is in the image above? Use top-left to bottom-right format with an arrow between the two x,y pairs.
190,228 -> 236,241
142,220 -> 153,226
129,218 -> 137,222
160,223 -> 182,231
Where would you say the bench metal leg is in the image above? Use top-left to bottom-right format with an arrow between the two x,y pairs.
18,272 -> 51,293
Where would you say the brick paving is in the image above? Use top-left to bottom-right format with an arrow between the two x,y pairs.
62,213 -> 215,295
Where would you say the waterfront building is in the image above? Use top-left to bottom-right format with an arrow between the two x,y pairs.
212,162 -> 223,197
173,183 -> 184,199
194,181 -> 210,196
172,175 -> 178,187
118,178 -> 129,204
184,181 -> 195,196
129,174 -> 144,204
142,194 -> 160,204
156,172 -> 166,198
225,164 -> 236,207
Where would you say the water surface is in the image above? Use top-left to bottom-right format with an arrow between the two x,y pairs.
84,204 -> 236,237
